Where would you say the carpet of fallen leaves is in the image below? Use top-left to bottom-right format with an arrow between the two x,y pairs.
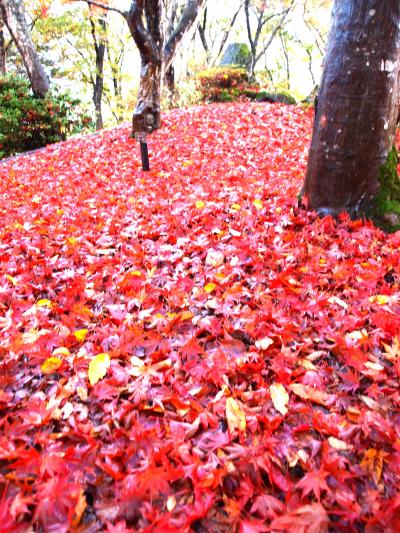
1,102 -> 400,533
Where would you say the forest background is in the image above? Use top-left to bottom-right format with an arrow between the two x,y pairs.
0,0 -> 332,134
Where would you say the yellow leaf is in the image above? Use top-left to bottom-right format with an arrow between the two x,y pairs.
88,353 -> 110,386
270,383 -> 289,416
21,328 -> 49,344
41,357 -> 62,374
253,199 -> 263,210
166,495 -> 176,512
6,275 -> 17,286
67,237 -> 76,245
299,359 -> 317,370
369,294 -> 389,305
226,397 -> 246,433
52,347 -> 70,356
328,296 -> 348,309
204,282 -> 217,293
37,299 -> 52,308
77,386 -> 88,401
195,200 -> 205,209
346,329 -> 368,342
255,337 -> 274,350
74,329 -> 88,343
180,310 -> 193,321
382,336 -> 400,361
328,437 -> 349,451
231,203 -> 241,211
183,160 -> 194,167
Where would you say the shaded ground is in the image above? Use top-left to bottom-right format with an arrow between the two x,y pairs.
0,103 -> 400,532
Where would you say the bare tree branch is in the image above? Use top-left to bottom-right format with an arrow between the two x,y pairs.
197,6 -> 208,55
212,1 -> 243,66
164,0 -> 206,70
255,1 -> 295,65
69,0 -> 126,17
127,0 -> 160,63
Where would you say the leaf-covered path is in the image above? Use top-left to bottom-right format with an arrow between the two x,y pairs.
1,103 -> 400,532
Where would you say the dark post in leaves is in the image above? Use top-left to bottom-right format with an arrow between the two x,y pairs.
135,132 -> 150,171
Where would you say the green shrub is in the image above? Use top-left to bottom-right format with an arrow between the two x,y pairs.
0,76 -> 92,159
196,67 -> 255,102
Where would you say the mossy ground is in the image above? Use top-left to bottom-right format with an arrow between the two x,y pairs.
370,146 -> 400,232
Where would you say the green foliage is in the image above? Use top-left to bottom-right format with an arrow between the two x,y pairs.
196,67 -> 256,102
239,88 -> 297,105
371,146 -> 400,231
0,76 -> 92,159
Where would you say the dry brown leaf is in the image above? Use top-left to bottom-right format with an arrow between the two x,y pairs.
289,383 -> 334,407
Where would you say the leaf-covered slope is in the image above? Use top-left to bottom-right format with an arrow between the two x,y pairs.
1,103 -> 400,531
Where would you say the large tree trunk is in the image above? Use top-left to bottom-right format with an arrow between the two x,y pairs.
0,0 -> 49,97
128,0 -> 163,134
0,19 -> 6,74
127,0 -> 205,134
132,58 -> 162,133
303,1 -> 400,217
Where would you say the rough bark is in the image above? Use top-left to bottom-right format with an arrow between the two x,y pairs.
132,59 -> 162,133
128,0 -> 205,134
82,0 -> 206,133
165,63 -> 175,94
0,0 -> 49,97
303,1 -> 400,217
0,19 -> 6,74
128,0 -> 163,133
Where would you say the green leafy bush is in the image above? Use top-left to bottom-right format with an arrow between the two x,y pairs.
245,90 -> 297,105
0,76 -> 92,159
196,67 -> 254,102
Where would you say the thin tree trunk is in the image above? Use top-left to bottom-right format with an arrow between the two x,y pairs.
0,0 -> 49,97
90,12 -> 106,130
198,7 -> 209,60
0,19 -> 6,74
105,32 -> 124,123
303,1 -> 400,216
280,32 -> 290,90
244,0 -> 257,79
165,63 -> 175,94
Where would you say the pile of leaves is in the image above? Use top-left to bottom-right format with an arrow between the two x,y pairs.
1,102 -> 400,532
